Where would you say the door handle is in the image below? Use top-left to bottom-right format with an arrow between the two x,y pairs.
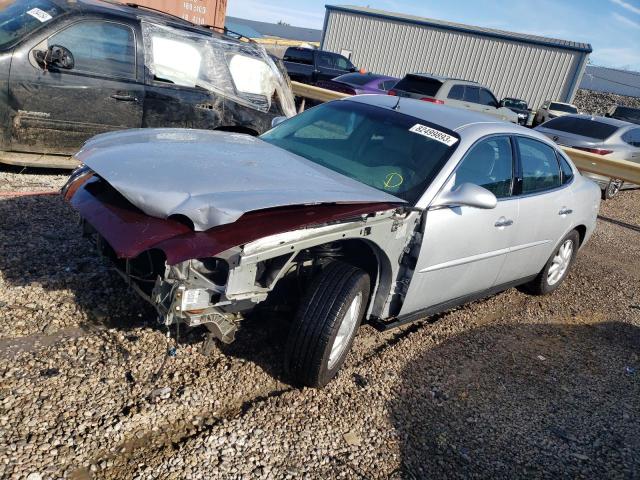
494,217 -> 514,228
558,207 -> 573,216
111,94 -> 138,102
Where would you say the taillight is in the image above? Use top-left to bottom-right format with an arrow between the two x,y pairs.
574,146 -> 613,155
421,97 -> 444,104
388,89 -> 397,96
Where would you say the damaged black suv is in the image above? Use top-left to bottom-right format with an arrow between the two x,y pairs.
0,0 -> 295,168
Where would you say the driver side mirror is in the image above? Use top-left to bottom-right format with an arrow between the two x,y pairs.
431,182 -> 497,210
34,45 -> 75,70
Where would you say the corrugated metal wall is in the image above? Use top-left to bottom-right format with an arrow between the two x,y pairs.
322,10 -> 587,109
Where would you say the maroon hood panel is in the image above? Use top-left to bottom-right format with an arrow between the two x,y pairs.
66,176 -> 400,265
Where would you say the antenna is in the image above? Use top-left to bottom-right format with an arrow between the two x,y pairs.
392,95 -> 401,110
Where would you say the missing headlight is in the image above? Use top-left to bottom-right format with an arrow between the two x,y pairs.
191,258 -> 230,286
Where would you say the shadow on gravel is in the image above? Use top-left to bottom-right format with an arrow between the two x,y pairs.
390,321 -> 640,479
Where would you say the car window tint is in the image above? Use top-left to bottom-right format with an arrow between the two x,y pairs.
549,102 -> 578,113
542,117 -> 618,140
317,52 -> 335,68
453,137 -> 513,198
612,106 -> 640,124
622,128 -> 640,147
334,55 -> 350,70
283,48 -> 313,65
447,84 -> 464,100
517,137 -> 561,194
463,86 -> 480,103
48,21 -> 135,78
479,88 -> 498,107
393,75 -> 442,96
557,153 -> 574,184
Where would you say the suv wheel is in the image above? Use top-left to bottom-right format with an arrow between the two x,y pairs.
285,261 -> 370,387
523,230 -> 579,295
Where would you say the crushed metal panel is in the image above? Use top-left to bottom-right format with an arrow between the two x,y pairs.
76,128 -> 405,231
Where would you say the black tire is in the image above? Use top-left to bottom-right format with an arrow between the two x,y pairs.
523,230 -> 580,295
285,261 -> 370,388
602,179 -> 623,200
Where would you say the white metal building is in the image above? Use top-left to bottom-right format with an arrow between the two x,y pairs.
321,5 -> 592,108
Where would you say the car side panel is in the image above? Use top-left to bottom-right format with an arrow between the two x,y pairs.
0,51 -> 11,151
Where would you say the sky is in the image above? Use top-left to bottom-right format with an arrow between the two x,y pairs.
227,0 -> 640,70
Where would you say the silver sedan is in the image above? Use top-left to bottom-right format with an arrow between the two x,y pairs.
535,114 -> 640,199
64,95 -> 601,387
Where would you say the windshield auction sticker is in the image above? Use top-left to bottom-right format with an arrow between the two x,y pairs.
27,8 -> 53,23
409,124 -> 458,146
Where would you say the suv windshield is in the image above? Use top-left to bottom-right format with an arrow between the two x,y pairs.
0,0 -> 62,50
503,99 -> 528,110
550,102 -> 578,113
261,101 -> 459,204
393,75 -> 442,96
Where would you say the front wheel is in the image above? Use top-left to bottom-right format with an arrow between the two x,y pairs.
523,230 -> 579,295
285,261 -> 370,388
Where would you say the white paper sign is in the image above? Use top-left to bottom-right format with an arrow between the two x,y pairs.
409,124 -> 458,146
27,8 -> 53,23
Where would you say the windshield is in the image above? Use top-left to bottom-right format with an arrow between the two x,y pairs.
550,102 -> 578,113
542,116 -> 618,140
0,0 -> 62,50
261,101 -> 459,204
503,99 -> 528,110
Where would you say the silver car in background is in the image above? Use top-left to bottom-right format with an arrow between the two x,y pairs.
63,96 -> 601,387
535,114 -> 640,199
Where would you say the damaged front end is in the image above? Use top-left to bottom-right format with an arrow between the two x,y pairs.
64,168 -> 406,344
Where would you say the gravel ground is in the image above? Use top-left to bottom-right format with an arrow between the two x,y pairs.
1,167 -> 639,479
574,89 -> 640,116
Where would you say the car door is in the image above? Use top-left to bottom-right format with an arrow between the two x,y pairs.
497,136 -> 574,284
8,18 -> 143,155
478,88 -> 501,117
400,135 -> 519,315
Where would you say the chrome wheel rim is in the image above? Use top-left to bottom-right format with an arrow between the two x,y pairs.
608,179 -> 622,198
547,239 -> 574,286
328,292 -> 362,370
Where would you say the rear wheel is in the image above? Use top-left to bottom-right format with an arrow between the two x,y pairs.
602,179 -> 623,200
523,230 -> 579,295
285,261 -> 370,388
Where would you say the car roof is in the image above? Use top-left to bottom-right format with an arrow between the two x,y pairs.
52,0 -> 221,34
344,94 -> 542,137
548,101 -> 577,107
551,114 -> 634,129
335,73 -> 396,82
405,73 -> 479,85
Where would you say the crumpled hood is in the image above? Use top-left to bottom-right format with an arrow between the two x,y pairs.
76,129 -> 404,231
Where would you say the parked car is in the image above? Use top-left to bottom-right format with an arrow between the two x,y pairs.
606,105 -> 640,125
535,114 -> 640,199
500,97 -> 531,126
533,101 -> 578,126
63,96 -> 600,387
316,72 -> 398,95
0,0 -> 295,169
388,74 -> 519,123
283,47 -> 358,85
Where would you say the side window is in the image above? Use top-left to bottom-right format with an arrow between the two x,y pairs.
517,137 -> 561,194
283,49 -> 313,65
453,136 -> 514,198
557,153 -> 574,185
463,86 -> 480,104
47,21 -> 136,78
622,128 -> 640,147
447,84 -> 464,100
380,80 -> 396,91
317,52 -> 334,68
334,54 -> 350,70
479,88 -> 498,107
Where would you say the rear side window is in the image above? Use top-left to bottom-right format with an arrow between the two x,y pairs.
622,128 -> 640,147
447,84 -> 464,100
463,86 -> 480,103
283,48 -> 313,65
542,117 -> 618,141
517,137 -> 561,194
394,75 -> 443,96
453,137 -> 513,198
557,154 -> 574,184
380,79 -> 396,90
479,88 -> 498,107
48,21 -> 136,78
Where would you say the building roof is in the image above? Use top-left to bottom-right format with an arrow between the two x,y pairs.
579,66 -> 640,97
225,16 -> 322,42
325,5 -> 592,54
